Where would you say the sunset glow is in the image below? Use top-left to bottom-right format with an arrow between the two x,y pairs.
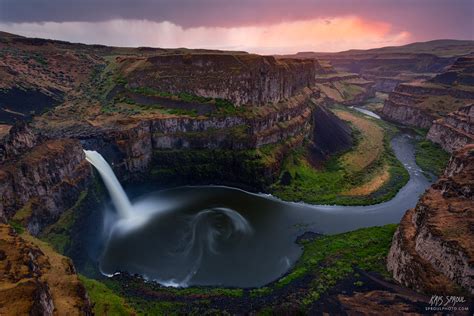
0,0 -> 472,54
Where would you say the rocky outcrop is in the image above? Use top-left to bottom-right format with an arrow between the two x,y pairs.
381,56 -> 474,128
387,144 -> 474,295
0,139 -> 91,234
0,121 -> 40,162
427,104 -> 474,152
120,54 -> 322,106
313,74 -> 375,106
0,224 -> 92,315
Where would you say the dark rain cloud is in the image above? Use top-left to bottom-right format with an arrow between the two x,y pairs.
0,0 -> 472,40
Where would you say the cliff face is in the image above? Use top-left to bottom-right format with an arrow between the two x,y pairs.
120,54 -> 321,106
0,139 -> 91,234
381,56 -> 474,128
0,224 -> 92,315
311,73 -> 375,106
387,144 -> 474,295
311,105 -> 353,157
90,94 -> 312,189
0,86 -> 348,229
427,104 -> 474,153
381,94 -> 436,129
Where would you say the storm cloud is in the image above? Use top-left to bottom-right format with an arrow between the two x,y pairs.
0,0 -> 472,53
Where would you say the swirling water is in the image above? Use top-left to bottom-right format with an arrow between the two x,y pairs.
91,133 -> 430,288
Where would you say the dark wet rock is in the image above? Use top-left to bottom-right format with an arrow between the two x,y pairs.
310,104 -> 353,160
295,231 -> 321,244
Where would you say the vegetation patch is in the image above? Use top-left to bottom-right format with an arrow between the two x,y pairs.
40,191 -> 88,253
79,275 -> 135,315
271,108 -> 409,205
150,136 -> 299,190
415,139 -> 450,178
128,87 -> 245,116
336,109 -> 384,172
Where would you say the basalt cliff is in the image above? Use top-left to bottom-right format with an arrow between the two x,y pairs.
387,144 -> 474,295
381,56 -> 474,129
120,54 -> 322,106
427,104 -> 474,153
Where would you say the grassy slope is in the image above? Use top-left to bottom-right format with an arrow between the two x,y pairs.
79,276 -> 135,315
79,224 -> 397,315
271,107 -> 409,205
415,139 -> 450,178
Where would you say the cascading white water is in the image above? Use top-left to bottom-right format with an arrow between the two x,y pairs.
83,150 -> 133,218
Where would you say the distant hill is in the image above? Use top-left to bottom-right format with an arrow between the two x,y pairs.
285,39 -> 474,59
279,40 -> 474,93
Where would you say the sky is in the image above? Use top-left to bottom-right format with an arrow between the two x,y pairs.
0,0 -> 472,54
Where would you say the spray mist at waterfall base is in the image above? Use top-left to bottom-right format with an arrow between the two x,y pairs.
97,187 -> 303,288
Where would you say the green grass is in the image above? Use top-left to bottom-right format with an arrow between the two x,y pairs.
271,147 -> 348,204
79,275 -> 135,315
415,140 -> 450,177
8,220 -> 25,234
125,299 -> 185,316
283,224 -> 397,306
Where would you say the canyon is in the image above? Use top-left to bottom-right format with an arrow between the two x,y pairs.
0,31 -> 473,314
381,56 -> 474,129
282,39 -> 474,92
0,31 -> 360,234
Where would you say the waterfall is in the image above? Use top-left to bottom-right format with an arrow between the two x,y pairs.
83,150 -> 133,218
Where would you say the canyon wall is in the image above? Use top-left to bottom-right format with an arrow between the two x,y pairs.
381,91 -> 436,129
283,43 -> 474,93
381,56 -> 474,128
0,33 -> 357,236
427,104 -> 474,153
387,144 -> 474,295
76,88 -> 316,183
312,74 -> 375,106
120,54 -> 322,106
0,138 -> 91,234
311,105 -> 353,157
0,88 -> 352,233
